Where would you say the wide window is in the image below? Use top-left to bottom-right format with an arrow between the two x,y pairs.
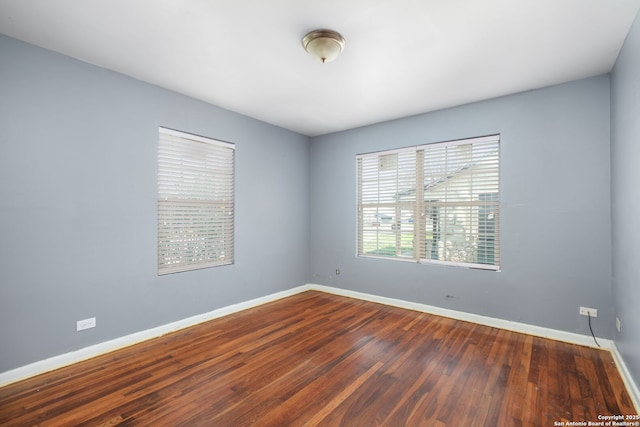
158,127 -> 235,275
357,135 -> 500,270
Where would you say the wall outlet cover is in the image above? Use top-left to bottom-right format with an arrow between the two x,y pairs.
579,307 -> 598,317
76,317 -> 96,331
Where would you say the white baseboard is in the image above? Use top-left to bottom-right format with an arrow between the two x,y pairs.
2,282 -> 638,413
0,285 -> 311,387
308,284 -> 612,348
611,343 -> 640,412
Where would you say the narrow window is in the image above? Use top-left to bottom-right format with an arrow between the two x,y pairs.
158,127 -> 235,275
357,135 -> 500,270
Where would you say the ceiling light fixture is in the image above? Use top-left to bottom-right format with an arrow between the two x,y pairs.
302,29 -> 346,63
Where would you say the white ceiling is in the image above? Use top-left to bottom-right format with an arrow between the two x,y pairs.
1,0 -> 639,136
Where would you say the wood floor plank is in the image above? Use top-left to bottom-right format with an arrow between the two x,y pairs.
0,291 -> 636,426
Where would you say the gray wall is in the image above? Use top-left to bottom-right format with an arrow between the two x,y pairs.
611,11 -> 640,389
0,35 -> 311,373
310,76 -> 613,339
0,29 -> 631,382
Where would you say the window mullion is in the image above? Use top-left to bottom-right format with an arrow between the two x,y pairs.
415,150 -> 425,261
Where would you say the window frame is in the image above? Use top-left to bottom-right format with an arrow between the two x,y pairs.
157,127 -> 235,275
356,135 -> 500,271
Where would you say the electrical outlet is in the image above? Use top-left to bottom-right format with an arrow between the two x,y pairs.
76,317 -> 96,331
579,307 -> 597,317
616,317 -> 621,332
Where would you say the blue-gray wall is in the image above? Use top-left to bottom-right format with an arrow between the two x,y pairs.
1,28 -> 635,390
611,11 -> 640,390
310,76 -> 613,339
0,35 -> 311,373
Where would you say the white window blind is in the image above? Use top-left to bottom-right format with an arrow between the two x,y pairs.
357,135 -> 500,270
158,127 -> 235,275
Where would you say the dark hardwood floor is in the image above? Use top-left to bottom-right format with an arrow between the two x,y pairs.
0,291 -> 636,426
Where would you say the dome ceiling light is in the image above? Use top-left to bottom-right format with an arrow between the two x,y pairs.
302,29 -> 346,63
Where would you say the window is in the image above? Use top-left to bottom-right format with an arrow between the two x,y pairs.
158,127 -> 235,275
357,135 -> 500,270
